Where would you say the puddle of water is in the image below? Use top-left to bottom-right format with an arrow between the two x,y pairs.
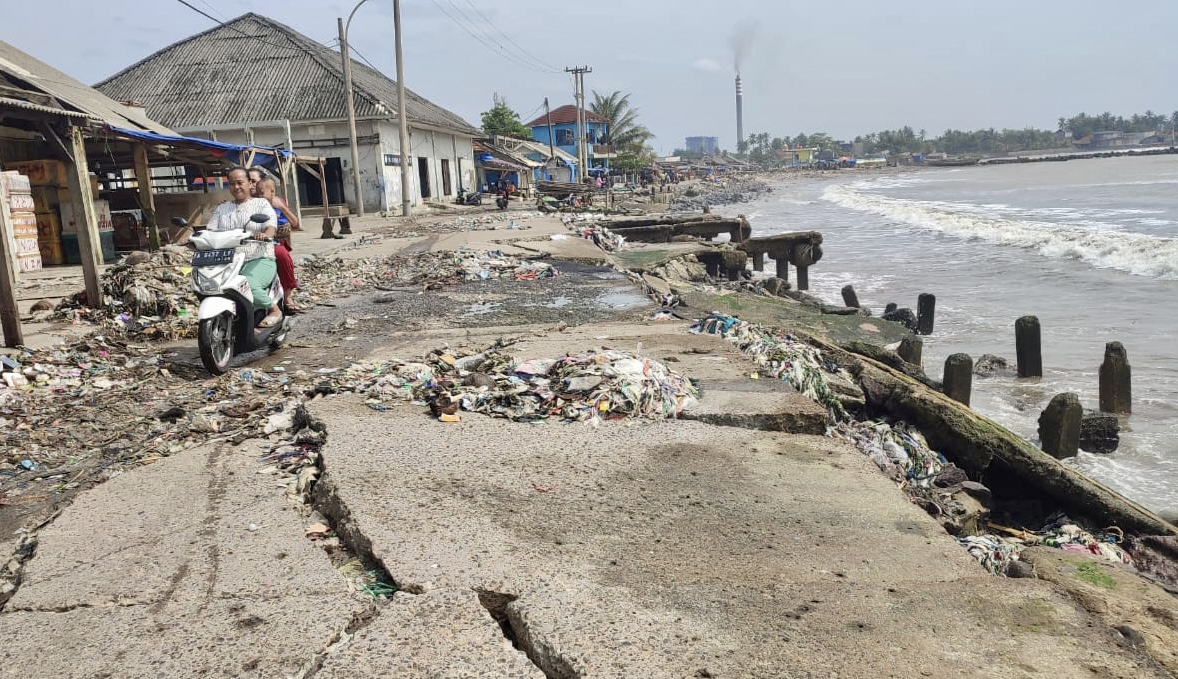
543,296 -> 572,308
463,302 -> 502,316
595,288 -> 652,310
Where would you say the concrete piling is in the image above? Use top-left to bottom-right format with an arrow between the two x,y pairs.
1099,342 -> 1132,414
943,353 -> 973,406
898,337 -> 923,366
917,293 -> 936,335
1038,392 -> 1083,459
1015,316 -> 1042,378
775,258 -> 789,284
841,285 -> 860,308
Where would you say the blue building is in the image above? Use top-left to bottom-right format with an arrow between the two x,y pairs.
524,104 -> 614,176
685,136 -> 718,155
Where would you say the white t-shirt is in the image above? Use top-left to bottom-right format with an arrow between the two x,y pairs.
206,198 -> 277,260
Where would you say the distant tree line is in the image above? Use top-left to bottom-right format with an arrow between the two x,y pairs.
694,109 -> 1178,160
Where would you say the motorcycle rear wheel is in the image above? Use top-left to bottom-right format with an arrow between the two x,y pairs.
199,312 -> 235,375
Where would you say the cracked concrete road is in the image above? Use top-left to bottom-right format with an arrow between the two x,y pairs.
0,439 -> 366,678
303,323 -> 1171,679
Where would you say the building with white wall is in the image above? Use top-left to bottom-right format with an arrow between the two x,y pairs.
95,13 -> 479,214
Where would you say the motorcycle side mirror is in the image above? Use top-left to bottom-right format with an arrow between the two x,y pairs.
171,217 -> 188,227
249,213 -> 271,224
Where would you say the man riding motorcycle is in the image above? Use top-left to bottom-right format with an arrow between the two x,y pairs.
203,167 -> 282,328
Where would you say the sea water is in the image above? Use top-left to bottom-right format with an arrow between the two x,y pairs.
745,155 -> 1178,516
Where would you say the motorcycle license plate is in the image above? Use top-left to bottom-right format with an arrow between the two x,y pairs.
192,248 -> 235,267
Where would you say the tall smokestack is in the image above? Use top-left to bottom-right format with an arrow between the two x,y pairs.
735,73 -> 744,155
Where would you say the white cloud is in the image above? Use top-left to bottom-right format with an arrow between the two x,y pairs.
691,58 -> 723,73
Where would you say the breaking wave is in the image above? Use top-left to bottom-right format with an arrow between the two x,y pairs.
823,183 -> 1178,279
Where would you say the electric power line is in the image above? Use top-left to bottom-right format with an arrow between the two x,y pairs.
174,0 -> 220,24
428,0 -> 560,74
171,0 -> 338,58
193,0 -> 225,20
454,0 -> 558,73
329,39 -> 382,74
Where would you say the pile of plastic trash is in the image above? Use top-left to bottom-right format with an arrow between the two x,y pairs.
955,516 -> 1132,576
334,342 -> 698,424
830,419 -> 946,488
690,312 -> 846,418
51,247 -> 198,339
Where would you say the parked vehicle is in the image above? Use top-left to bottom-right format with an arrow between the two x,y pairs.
178,214 -> 290,374
456,189 -> 482,205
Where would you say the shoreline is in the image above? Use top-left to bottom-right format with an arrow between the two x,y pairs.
2,202 -> 1178,675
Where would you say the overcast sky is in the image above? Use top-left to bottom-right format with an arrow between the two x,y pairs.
6,0 -> 1178,153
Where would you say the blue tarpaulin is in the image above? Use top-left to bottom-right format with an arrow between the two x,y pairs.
103,125 -> 294,170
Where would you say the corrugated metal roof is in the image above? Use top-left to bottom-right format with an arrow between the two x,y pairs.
0,40 -> 174,133
504,138 -> 577,164
524,104 -> 607,128
0,96 -> 91,118
94,13 -> 478,136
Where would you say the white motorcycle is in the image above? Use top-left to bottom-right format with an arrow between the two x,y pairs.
182,214 -> 290,374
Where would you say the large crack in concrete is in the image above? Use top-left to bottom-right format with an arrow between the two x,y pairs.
303,404 -> 559,678
0,510 -> 56,612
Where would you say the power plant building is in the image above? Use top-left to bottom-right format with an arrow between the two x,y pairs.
685,136 -> 719,155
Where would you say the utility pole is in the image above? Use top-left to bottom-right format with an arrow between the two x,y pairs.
338,15 -> 365,217
544,97 -> 556,161
565,66 -> 591,180
394,0 -> 411,217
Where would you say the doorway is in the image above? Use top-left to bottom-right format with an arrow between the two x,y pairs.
298,158 -> 346,207
440,158 -> 452,196
417,157 -> 431,199
325,157 -> 345,205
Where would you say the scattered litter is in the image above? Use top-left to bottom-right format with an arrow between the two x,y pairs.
686,312 -> 1131,578
335,341 -> 697,424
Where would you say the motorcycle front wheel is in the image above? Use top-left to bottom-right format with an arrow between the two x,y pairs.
199,312 -> 235,375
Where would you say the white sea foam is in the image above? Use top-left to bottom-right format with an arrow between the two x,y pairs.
823,184 -> 1178,279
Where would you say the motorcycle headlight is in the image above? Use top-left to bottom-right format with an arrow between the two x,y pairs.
193,268 -> 234,294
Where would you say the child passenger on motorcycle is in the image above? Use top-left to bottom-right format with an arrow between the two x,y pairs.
204,167 -> 284,329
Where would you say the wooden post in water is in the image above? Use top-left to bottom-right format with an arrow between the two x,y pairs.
898,336 -> 923,366
917,293 -> 936,335
1038,392 -> 1082,459
1099,342 -> 1132,414
1015,315 -> 1042,378
841,285 -> 860,308
943,353 -> 973,406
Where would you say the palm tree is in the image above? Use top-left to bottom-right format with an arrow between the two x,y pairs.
590,90 -> 654,153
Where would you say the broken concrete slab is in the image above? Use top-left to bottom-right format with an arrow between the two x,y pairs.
680,384 -> 829,434
10,441 -> 346,611
310,394 -> 1167,676
0,595 -> 361,678
0,439 -> 364,678
316,589 -> 545,678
